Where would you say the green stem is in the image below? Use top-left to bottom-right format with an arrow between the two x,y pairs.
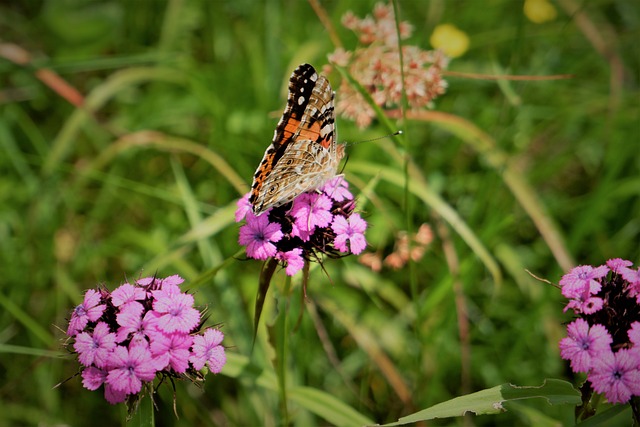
276,276 -> 291,424
127,389 -> 155,427
631,396 -> 640,426
576,381 -> 595,422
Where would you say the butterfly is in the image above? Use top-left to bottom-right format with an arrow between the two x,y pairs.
249,63 -> 345,216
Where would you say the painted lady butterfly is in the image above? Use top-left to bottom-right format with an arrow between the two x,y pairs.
249,63 -> 345,216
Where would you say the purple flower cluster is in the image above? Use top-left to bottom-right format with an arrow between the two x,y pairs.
559,259 -> 640,403
235,177 -> 367,276
66,275 -> 226,404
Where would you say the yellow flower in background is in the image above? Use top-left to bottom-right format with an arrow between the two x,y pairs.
524,0 -> 558,24
430,24 -> 469,58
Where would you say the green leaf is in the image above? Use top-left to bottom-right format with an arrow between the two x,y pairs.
289,386 -> 375,427
575,404 -> 631,427
500,380 -> 581,405
220,354 -> 374,426
382,379 -> 581,425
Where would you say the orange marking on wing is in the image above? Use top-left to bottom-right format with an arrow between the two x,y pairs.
318,137 -> 332,149
297,121 -> 321,141
251,152 -> 276,198
283,118 -> 301,139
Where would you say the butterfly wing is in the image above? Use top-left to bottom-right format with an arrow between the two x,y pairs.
250,64 -> 343,215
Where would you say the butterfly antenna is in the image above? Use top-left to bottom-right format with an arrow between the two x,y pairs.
344,130 -> 402,147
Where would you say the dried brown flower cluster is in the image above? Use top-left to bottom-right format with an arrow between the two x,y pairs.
360,223 -> 433,271
325,2 -> 448,128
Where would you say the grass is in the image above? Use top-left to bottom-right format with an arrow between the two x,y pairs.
0,0 -> 638,425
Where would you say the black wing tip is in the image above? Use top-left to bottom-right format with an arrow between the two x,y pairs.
292,63 -> 317,79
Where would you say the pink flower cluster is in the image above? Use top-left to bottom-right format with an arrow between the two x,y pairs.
236,177 -> 367,276
325,2 -> 449,128
559,259 -> 640,403
66,275 -> 226,404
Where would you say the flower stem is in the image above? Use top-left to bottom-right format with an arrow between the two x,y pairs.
127,390 -> 154,427
576,381 -> 595,422
275,276 -> 291,424
631,396 -> 640,426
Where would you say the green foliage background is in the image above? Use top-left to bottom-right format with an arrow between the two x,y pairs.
0,0 -> 638,425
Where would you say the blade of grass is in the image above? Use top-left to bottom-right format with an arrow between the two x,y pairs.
388,109 -> 575,271
84,130 -> 247,195
222,353 -> 374,426
348,160 -> 503,284
44,66 -> 187,175
0,344 -> 63,358
316,294 -> 413,407
0,292 -> 55,347
171,157 -> 221,268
